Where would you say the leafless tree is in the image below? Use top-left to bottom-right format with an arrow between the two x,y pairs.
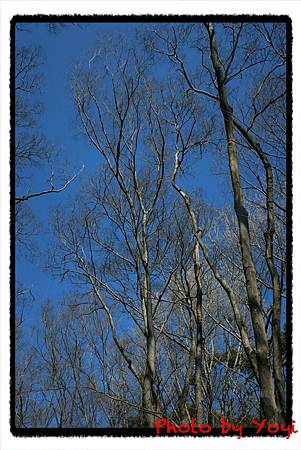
15,22 -> 288,429
147,21 -> 287,422
15,42 -> 82,248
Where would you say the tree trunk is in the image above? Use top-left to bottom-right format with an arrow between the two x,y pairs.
205,22 -> 279,422
193,240 -> 203,423
141,216 -> 158,427
177,309 -> 195,422
233,119 -> 286,420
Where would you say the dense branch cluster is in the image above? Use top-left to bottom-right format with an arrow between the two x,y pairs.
15,22 -> 288,428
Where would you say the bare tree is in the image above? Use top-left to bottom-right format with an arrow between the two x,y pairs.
50,43 -> 178,425
14,22 -> 288,429
148,21 -> 287,422
14,41 -> 82,247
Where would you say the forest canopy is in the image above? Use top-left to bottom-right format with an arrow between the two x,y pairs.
13,19 -> 290,431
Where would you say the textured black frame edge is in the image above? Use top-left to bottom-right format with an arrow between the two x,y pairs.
10,13 -> 293,438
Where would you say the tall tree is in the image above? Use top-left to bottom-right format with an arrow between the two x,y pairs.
148,21 -> 287,422
14,21 -> 288,429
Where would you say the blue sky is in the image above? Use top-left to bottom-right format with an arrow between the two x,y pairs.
15,21 -> 227,324
12,19 -> 289,432
16,20 -> 288,338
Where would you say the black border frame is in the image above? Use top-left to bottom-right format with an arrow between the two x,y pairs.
10,13 -> 293,439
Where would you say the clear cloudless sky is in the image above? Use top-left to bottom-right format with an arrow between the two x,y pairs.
15,20 -> 227,328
